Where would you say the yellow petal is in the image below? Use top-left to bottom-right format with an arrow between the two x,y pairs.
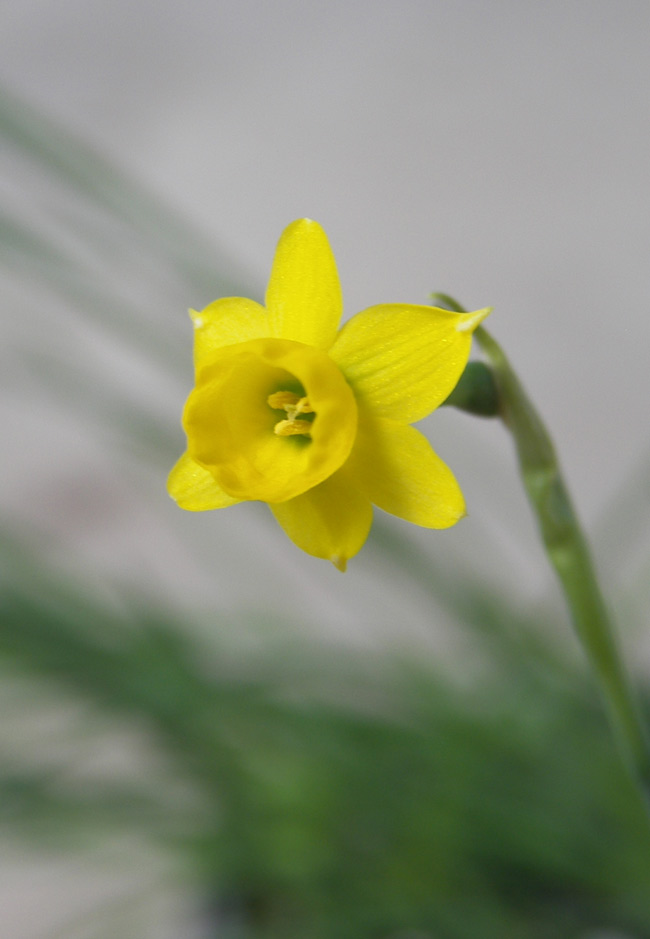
190,298 -> 268,374
265,219 -> 342,350
330,304 -> 491,423
347,415 -> 466,528
269,469 -> 373,571
167,452 -> 240,510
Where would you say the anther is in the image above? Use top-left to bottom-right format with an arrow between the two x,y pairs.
274,418 -> 313,437
267,391 -> 313,417
268,391 -> 314,435
268,391 -> 300,410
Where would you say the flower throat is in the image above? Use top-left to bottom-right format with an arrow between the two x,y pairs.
267,390 -> 314,437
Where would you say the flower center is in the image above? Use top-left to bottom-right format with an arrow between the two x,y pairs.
184,337 -> 357,503
267,390 -> 315,436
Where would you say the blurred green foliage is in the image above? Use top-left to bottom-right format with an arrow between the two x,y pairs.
2,535 -> 650,938
2,88 -> 650,938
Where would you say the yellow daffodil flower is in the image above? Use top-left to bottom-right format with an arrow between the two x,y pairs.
168,219 -> 489,570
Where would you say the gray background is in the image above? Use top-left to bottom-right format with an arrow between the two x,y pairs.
2,2 -> 650,934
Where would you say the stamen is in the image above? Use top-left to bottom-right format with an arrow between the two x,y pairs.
267,391 -> 313,417
268,391 -> 314,435
268,391 -> 301,410
455,306 -> 492,333
274,418 -> 313,437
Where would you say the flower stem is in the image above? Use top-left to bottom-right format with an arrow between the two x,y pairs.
472,324 -> 650,802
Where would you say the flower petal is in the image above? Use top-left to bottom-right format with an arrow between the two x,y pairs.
269,469 -> 373,571
167,452 -> 240,510
347,415 -> 466,528
190,298 -> 268,374
330,304 -> 491,423
265,219 -> 342,350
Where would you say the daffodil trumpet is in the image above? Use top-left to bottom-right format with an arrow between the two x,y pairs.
168,219 -> 490,569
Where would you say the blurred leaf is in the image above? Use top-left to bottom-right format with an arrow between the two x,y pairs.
0,85 -> 249,299
2,538 -> 650,937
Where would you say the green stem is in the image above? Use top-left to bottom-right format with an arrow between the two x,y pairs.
473,325 -> 650,799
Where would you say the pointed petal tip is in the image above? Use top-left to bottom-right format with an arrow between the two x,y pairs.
446,501 -> 468,527
331,554 -> 348,572
189,308 -> 208,330
452,507 -> 469,527
284,217 -> 322,235
455,306 -> 492,333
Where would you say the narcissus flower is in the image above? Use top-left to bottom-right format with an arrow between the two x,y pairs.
168,219 -> 489,570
